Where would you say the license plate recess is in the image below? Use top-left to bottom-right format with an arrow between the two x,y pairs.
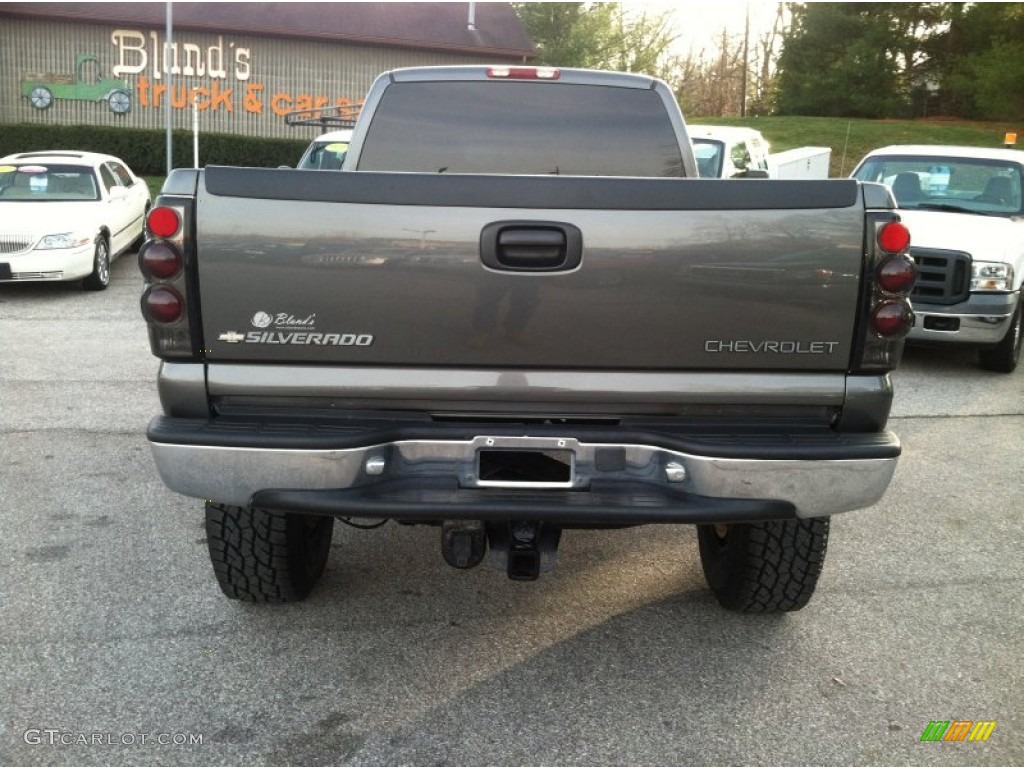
475,437 -> 576,489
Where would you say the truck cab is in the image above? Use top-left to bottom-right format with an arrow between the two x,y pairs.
285,103 -> 359,170
689,125 -> 771,179
296,129 -> 352,170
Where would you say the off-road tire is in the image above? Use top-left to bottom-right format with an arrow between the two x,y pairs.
697,517 -> 829,613
978,300 -> 1022,373
205,502 -> 334,602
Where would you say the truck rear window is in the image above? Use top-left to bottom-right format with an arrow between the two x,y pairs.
357,81 -> 685,177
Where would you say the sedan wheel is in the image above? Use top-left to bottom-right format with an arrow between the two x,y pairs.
83,238 -> 110,291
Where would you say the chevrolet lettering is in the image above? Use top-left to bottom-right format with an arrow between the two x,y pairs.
704,340 -> 841,354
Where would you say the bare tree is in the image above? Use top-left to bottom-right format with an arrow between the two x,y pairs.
751,3 -> 788,115
669,28 -> 746,117
664,2 -> 789,118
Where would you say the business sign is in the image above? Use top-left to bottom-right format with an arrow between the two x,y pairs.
20,27 -> 362,118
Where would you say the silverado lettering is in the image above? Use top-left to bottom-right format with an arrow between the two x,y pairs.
244,331 -> 373,345
139,65 -> 913,613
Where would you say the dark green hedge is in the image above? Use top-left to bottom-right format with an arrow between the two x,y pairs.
0,123 -> 307,176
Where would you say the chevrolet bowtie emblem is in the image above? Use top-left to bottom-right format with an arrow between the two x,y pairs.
218,331 -> 246,343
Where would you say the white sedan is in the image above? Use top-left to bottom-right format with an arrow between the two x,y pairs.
0,151 -> 151,290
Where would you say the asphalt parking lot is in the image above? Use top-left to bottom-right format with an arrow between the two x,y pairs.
2,252 -> 1022,766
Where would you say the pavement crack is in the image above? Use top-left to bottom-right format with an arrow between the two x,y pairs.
890,412 -> 1024,421
0,428 -> 144,437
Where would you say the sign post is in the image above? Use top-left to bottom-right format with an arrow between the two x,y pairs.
165,1 -> 173,175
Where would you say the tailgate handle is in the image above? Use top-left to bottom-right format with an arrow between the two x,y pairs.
480,221 -> 583,272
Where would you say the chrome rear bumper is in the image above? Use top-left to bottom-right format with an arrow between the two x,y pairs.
149,431 -> 898,520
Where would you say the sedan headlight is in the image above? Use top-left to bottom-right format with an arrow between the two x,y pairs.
36,232 -> 92,250
971,261 -> 1014,292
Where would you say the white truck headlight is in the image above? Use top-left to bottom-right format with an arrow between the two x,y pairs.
971,261 -> 1014,292
36,232 -> 92,250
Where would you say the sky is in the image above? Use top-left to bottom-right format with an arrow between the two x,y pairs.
621,0 -> 785,57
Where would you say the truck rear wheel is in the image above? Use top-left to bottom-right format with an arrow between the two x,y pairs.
205,502 -> 333,602
697,517 -> 829,612
978,301 -> 1022,373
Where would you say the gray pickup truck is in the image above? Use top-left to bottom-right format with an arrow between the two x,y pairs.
138,66 -> 915,612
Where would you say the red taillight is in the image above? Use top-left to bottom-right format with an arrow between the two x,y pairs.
487,66 -> 560,80
139,241 -> 183,280
878,221 -> 910,253
140,197 -> 194,359
856,215 -> 915,371
872,300 -> 914,339
147,206 -> 180,239
144,286 -> 184,324
876,256 -> 917,294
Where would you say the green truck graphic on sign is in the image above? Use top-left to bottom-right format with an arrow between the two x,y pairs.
21,53 -> 132,114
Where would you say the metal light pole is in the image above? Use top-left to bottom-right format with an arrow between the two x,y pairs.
740,4 -> 749,117
165,1 -> 173,175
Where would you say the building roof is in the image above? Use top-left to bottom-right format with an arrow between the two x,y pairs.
0,2 -> 535,59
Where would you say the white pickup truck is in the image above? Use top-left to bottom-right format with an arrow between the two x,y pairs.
689,125 -> 831,180
852,145 -> 1023,372
296,129 -> 352,170
689,125 -> 771,178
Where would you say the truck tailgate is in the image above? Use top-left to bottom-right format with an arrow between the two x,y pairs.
197,168 -> 865,371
